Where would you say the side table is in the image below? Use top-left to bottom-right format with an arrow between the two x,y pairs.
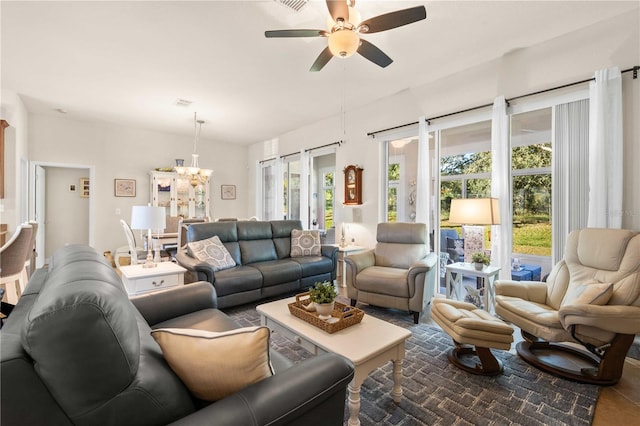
119,261 -> 186,296
335,245 -> 365,287
445,262 -> 501,311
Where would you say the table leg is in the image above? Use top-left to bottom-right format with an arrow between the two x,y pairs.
391,359 -> 403,403
445,270 -> 452,298
347,380 -> 361,426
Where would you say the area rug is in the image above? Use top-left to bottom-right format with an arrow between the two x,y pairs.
223,299 -> 601,426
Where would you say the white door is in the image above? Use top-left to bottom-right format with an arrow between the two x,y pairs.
34,165 -> 46,268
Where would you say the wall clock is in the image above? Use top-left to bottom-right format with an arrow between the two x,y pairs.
343,165 -> 363,205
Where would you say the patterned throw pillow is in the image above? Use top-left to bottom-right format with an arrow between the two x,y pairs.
151,326 -> 273,401
187,235 -> 236,271
290,229 -> 321,257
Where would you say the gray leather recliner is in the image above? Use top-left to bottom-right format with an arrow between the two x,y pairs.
344,223 -> 437,323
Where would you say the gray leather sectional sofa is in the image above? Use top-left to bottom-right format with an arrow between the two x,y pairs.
176,220 -> 338,308
0,245 -> 354,425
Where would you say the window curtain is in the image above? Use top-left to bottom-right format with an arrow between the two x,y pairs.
299,150 -> 310,228
416,116 -> 430,235
552,100 -> 589,264
274,157 -> 284,220
490,95 -> 512,280
588,67 -> 623,228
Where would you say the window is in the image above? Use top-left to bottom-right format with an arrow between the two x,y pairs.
260,161 -> 277,221
384,138 -> 417,222
321,170 -> 334,229
282,157 -> 300,220
510,108 -> 552,256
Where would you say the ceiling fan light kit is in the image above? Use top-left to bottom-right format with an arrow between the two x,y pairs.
265,0 -> 427,72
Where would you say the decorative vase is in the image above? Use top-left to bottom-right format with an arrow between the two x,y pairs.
314,301 -> 335,320
474,262 -> 484,271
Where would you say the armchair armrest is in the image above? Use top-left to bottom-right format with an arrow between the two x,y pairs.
409,253 -> 438,271
175,251 -> 216,284
130,282 -> 217,327
559,304 -> 640,335
169,353 -> 355,426
495,280 -> 548,304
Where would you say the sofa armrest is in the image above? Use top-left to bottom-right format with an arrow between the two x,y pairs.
130,282 -> 218,327
559,304 -> 640,335
494,280 -> 548,304
321,245 -> 339,281
168,353 -> 354,426
175,251 -> 216,284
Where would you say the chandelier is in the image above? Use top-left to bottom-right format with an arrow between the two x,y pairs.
174,112 -> 213,187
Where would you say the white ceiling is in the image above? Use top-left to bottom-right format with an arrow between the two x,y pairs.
2,1 -> 638,145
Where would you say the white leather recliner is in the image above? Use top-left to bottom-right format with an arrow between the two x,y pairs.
495,228 -> 640,385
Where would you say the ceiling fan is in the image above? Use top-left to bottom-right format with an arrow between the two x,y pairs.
265,0 -> 427,72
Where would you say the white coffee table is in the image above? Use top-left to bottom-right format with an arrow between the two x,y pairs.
257,297 -> 412,426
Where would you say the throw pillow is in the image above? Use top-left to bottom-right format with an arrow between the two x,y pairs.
187,235 -> 236,271
561,281 -> 613,307
151,326 -> 273,401
446,237 -> 465,257
290,229 -> 321,257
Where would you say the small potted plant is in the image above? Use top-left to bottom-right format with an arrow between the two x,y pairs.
309,281 -> 338,320
471,252 -> 490,271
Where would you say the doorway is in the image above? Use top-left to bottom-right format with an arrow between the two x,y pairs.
29,161 -> 94,267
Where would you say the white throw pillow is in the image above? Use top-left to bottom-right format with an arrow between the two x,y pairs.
561,280 -> 613,307
290,229 -> 321,257
187,235 -> 236,271
151,326 -> 273,401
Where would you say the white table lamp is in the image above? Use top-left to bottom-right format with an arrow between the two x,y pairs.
131,206 -> 166,268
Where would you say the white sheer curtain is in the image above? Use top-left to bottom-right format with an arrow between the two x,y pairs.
552,100 -> 590,263
588,67 -> 623,228
299,150 -> 310,228
274,157 -> 284,220
416,116 -> 430,234
490,95 -> 512,280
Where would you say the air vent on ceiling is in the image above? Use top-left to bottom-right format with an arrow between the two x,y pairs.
274,0 -> 308,12
174,98 -> 193,107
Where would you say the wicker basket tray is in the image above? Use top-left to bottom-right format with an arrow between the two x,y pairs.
288,292 -> 364,334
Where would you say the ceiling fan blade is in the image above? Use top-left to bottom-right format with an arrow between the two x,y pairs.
326,0 -> 349,23
357,39 -> 393,68
310,46 -> 333,72
358,6 -> 426,34
265,29 -> 327,38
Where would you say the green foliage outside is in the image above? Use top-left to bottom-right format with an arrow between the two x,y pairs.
440,143 -> 552,256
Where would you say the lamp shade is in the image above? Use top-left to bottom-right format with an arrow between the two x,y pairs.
131,206 -> 166,231
328,30 -> 359,58
449,198 -> 500,225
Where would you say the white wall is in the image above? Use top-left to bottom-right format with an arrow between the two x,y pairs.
0,90 -> 29,233
44,166 -> 90,258
27,114 -> 249,254
249,10 -> 640,247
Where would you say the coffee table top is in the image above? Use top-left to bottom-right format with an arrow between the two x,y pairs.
257,297 -> 412,364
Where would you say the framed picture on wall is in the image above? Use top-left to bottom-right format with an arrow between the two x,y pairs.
80,177 -> 90,198
221,184 -> 236,200
114,178 -> 136,197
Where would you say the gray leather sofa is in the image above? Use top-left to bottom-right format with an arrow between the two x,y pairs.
176,220 -> 338,308
1,245 -> 354,426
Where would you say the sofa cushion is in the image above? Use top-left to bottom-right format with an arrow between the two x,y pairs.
251,260 -> 302,287
290,229 -> 321,257
272,220 -> 303,258
20,245 -> 194,424
446,237 -> 465,258
290,255 -> 334,277
561,281 -> 613,307
187,236 -> 236,271
212,265 -> 264,297
240,239 -> 278,264
151,326 -> 273,401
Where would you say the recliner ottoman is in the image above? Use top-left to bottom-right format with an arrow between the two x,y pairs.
431,298 -> 514,375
